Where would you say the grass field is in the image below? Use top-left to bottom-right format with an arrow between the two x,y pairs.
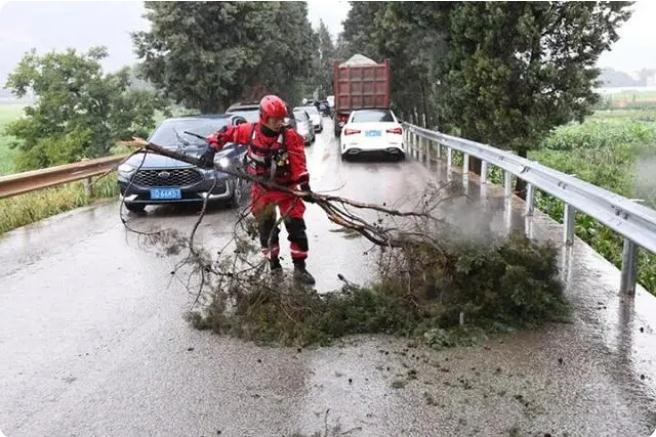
595,89 -> 656,111
0,103 -> 25,176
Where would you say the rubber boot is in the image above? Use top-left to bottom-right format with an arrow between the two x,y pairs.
269,258 -> 283,278
293,260 -> 315,285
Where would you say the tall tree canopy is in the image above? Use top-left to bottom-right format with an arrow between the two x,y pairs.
441,2 -> 632,156
132,2 -> 316,112
339,1 -> 632,157
313,20 -> 336,99
5,47 -> 164,170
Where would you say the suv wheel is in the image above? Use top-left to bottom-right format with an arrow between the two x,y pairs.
125,202 -> 146,213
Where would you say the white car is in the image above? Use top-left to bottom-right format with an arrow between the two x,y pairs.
293,109 -> 315,146
295,105 -> 323,132
340,109 -> 405,160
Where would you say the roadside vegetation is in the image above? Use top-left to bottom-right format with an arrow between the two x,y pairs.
0,176 -> 118,234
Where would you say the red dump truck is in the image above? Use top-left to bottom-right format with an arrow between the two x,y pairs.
332,55 -> 391,137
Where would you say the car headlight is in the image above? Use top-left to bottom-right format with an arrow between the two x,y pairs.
118,163 -> 136,174
217,157 -> 231,169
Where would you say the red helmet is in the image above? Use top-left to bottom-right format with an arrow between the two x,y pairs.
259,95 -> 288,123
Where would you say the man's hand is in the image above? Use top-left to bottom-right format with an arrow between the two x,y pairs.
206,133 -> 219,148
299,181 -> 315,203
206,126 -> 227,148
199,145 -> 216,169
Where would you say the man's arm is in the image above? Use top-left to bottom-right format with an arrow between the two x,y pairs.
199,123 -> 253,168
207,123 -> 253,150
285,128 -> 309,185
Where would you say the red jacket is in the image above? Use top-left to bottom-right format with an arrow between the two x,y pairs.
210,122 -> 308,186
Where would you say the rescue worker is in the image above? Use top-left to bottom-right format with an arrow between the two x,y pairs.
199,95 -> 316,285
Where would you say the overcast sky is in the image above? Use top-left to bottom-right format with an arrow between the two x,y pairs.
0,1 -> 653,89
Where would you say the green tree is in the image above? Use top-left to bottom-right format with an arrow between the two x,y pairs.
440,2 -> 632,159
314,20 -> 336,98
4,47 -> 164,170
132,2 -> 315,112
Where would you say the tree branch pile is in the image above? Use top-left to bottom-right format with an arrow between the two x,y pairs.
123,142 -> 570,348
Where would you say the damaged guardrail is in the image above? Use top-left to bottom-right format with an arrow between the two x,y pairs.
403,123 -> 656,295
0,155 -> 127,199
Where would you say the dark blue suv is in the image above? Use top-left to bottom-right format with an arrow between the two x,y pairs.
117,114 -> 248,212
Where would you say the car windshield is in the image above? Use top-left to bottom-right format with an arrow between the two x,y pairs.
226,108 -> 259,122
149,118 -> 231,149
294,110 -> 309,121
351,109 -> 395,123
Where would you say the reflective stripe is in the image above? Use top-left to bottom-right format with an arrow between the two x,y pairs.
262,245 -> 280,259
248,150 -> 267,163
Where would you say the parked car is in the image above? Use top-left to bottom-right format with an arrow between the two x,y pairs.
295,105 -> 323,132
225,102 -> 260,123
117,114 -> 249,212
293,109 -> 315,146
340,109 -> 405,160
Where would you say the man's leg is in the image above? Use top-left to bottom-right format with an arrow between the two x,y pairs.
252,185 -> 281,271
280,195 -> 315,285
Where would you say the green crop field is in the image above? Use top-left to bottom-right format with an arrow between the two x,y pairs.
529,108 -> 656,293
0,103 -> 25,176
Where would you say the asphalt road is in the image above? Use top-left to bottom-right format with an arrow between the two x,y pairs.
1,118 -> 655,436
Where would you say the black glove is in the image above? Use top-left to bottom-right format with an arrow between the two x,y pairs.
199,146 -> 216,169
299,181 -> 315,203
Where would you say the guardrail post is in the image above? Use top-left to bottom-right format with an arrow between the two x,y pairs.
564,204 -> 576,246
447,147 -> 453,169
409,130 -> 414,157
480,161 -> 488,184
425,138 -> 431,166
504,171 -> 513,197
83,177 -> 93,197
463,153 -> 469,175
525,183 -> 535,216
620,239 -> 638,295
420,136 -> 426,163
436,142 -> 442,159
410,131 -> 416,158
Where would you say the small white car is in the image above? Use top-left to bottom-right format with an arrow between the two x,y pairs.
295,105 -> 323,132
340,109 -> 405,160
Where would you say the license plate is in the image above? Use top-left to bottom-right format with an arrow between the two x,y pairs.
365,130 -> 382,137
150,187 -> 181,200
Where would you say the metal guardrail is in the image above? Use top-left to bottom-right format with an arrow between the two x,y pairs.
0,155 -> 127,199
403,123 -> 656,294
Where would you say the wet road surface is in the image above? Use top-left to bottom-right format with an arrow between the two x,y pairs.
1,119 -> 655,436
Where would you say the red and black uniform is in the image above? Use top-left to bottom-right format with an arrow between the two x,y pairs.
208,121 -> 310,263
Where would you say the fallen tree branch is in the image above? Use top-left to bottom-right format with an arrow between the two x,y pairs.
136,139 -> 453,249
